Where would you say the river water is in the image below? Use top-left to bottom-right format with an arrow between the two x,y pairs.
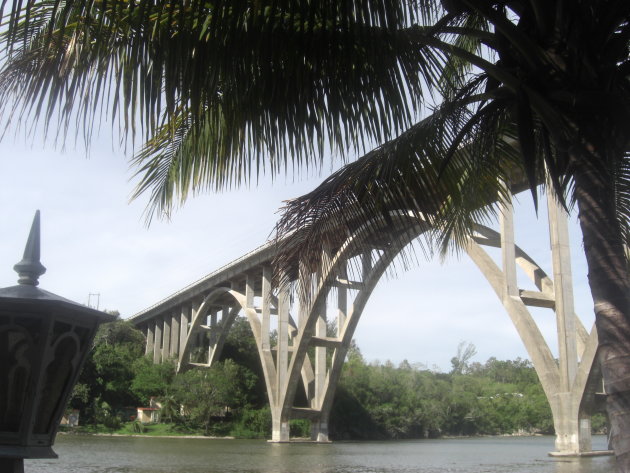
26,435 -> 614,473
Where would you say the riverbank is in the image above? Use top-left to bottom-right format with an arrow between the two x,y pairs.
92,433 -> 235,440
58,423 -> 229,439
57,425 -> 557,442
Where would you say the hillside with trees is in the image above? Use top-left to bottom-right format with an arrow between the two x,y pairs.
69,317 -> 605,439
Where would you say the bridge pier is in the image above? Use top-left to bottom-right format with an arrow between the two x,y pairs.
466,187 -> 605,456
271,411 -> 290,442
551,392 -> 591,454
310,417 -> 330,442
153,318 -> 162,363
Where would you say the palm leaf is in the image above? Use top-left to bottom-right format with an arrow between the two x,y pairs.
273,91 -> 523,302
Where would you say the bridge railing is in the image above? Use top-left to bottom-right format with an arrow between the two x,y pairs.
130,239 -> 277,320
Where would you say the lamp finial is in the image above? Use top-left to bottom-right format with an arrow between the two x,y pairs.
13,210 -> 47,286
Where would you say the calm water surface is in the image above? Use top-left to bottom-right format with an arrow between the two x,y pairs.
26,435 -> 614,473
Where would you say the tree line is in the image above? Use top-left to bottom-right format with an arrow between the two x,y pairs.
69,317 -> 605,439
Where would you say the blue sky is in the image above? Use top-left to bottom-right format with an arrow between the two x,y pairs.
0,131 -> 595,372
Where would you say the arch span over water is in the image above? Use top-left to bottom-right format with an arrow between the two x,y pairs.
130,190 -> 603,455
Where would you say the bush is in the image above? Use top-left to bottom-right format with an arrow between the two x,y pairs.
102,415 -> 122,431
232,407 -> 271,438
132,419 -> 146,433
289,419 -> 311,438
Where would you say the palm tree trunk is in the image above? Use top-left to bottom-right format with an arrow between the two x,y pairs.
574,160 -> 630,472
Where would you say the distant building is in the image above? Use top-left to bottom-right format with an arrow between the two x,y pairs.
60,409 -> 80,427
137,397 -> 161,424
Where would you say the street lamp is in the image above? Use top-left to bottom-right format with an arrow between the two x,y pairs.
0,211 -> 115,472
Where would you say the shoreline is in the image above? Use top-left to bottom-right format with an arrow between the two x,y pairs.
58,431 -> 236,440
59,430 -> 597,442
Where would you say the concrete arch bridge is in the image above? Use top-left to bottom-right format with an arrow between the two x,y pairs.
130,189 -> 604,456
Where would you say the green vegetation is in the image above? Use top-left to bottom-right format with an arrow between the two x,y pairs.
330,345 -> 554,440
68,317 -> 272,438
69,318 -> 605,440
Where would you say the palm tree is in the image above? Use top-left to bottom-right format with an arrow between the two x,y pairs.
159,394 -> 179,424
0,0 -> 628,468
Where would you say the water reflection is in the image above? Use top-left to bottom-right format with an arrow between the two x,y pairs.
26,435 -> 615,473
552,456 -> 613,473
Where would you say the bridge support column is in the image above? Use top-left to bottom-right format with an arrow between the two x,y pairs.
145,322 -> 155,356
153,318 -> 163,364
547,190 -> 591,456
162,316 -> 171,362
271,410 -> 290,442
170,311 -> 180,358
468,187 -> 604,457
550,393 -> 590,455
179,305 -> 190,358
310,416 -> 330,443
269,281 -> 291,443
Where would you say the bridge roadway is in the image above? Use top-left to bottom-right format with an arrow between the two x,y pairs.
129,188 -> 605,456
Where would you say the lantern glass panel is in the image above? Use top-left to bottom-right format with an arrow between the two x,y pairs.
0,314 -> 41,434
33,328 -> 82,435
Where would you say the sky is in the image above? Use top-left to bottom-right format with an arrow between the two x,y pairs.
0,130 -> 596,372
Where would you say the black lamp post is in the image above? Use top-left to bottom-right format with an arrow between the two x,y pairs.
0,211 -> 115,472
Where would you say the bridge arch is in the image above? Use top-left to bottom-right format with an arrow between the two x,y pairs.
131,190 -> 602,455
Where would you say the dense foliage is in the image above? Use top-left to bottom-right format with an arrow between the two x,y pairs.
70,315 -> 146,426
67,317 -> 610,439
330,347 -> 555,440
69,317 -> 273,436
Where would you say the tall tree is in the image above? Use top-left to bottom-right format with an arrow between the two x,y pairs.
0,0 -> 628,468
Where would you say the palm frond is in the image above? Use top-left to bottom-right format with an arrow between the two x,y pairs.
273,88 -> 524,302
0,1 -> 444,194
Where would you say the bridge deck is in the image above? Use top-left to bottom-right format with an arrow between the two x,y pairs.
130,240 -> 276,324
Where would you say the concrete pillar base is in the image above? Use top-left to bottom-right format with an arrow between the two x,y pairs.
310,420 -> 330,442
271,418 -> 290,443
548,450 -> 614,457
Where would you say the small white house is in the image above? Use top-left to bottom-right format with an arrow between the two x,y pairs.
136,397 -> 161,423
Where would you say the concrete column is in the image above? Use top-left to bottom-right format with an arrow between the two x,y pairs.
271,282 -> 291,443
162,316 -> 171,362
246,273 -> 255,309
547,190 -> 582,455
311,416 -> 330,443
547,191 -> 578,389
314,249 -> 330,410
337,262 -> 347,337
192,298 -> 201,321
579,416 -> 593,452
271,412 -> 290,442
211,309 -> 218,334
145,321 -> 155,356
553,392 -> 581,454
276,285 -> 290,400
208,308 -> 218,363
261,266 -> 271,351
170,311 -> 180,358
499,186 -> 518,298
314,300 -> 327,408
191,299 -> 202,360
153,318 -> 163,364
179,304 -> 190,358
